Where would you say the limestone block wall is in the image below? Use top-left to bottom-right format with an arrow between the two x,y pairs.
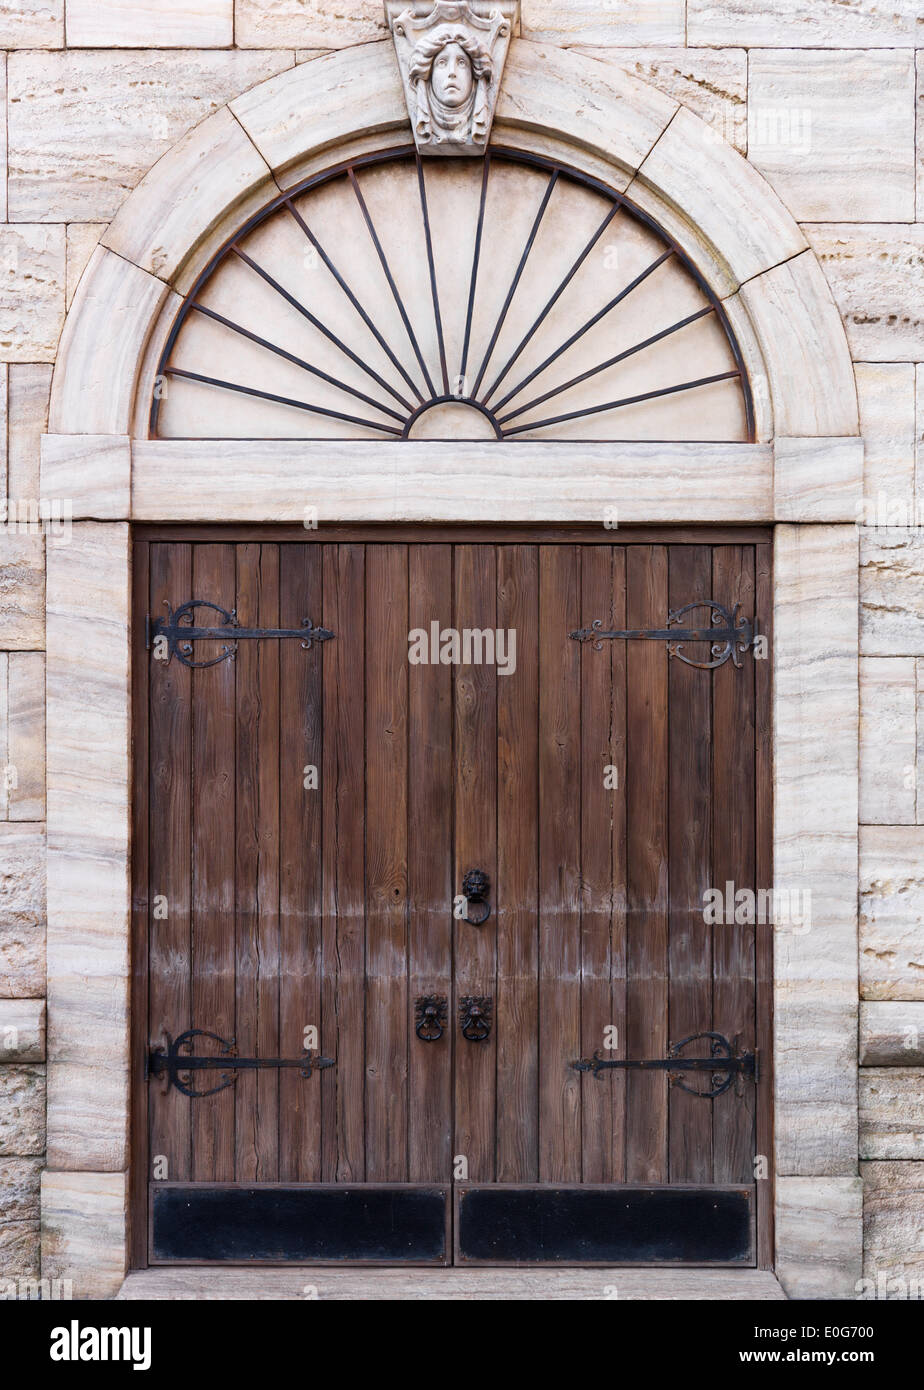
0,1 -> 922,1294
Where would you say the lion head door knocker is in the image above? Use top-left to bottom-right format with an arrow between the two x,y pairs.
387,2 -> 516,157
460,996 -> 492,1042
415,995 -> 449,1042
458,868 -> 491,925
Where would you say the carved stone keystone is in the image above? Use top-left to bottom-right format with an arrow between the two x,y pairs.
385,1 -> 518,156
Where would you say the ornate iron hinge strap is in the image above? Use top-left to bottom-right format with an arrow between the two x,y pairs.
570,599 -> 754,671
571,1032 -> 757,1100
146,600 -> 335,669
147,1029 -> 336,1099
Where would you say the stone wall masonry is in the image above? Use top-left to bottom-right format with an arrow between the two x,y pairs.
859,659 -> 917,826
0,225 -> 65,363
67,2 -> 234,49
861,1003 -> 924,1067
7,49 -> 294,223
522,1 -> 684,46
861,1071 -> 924,1160
687,0 -> 921,48
0,651 -> 45,823
861,532 -> 924,657
236,1 -> 387,49
0,537 -> 44,649
0,1155 -> 40,1280
0,823 -> 46,1001
0,1065 -> 44,1155
8,365 -> 52,502
40,1170 -> 126,1299
0,998 -> 44,1062
0,3 -> 63,50
748,50 -> 916,223
860,827 -> 924,1002
862,1162 -> 924,1288
805,225 -> 924,365
0,0 -> 918,1298
572,47 -> 747,152
857,363 -> 916,506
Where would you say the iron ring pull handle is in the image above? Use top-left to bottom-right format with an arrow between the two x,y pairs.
459,869 -> 491,926
460,996 -> 492,1043
415,996 -> 448,1042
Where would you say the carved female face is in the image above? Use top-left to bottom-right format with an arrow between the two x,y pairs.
431,41 -> 474,109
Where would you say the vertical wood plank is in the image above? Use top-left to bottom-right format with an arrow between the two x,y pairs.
609,547 -> 628,1184
496,544 -> 539,1183
190,544 -> 237,1183
234,544 -> 281,1182
538,545 -> 581,1183
407,545 -> 453,1183
364,544 -> 409,1182
579,544 -> 616,1183
625,544 -> 669,1183
148,542 -> 192,1186
667,545 -> 714,1183
453,544 -> 497,1184
712,545 -> 757,1185
279,545 -> 324,1182
321,544 -> 366,1183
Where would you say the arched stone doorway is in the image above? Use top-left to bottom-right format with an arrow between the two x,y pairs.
40,38 -> 862,1297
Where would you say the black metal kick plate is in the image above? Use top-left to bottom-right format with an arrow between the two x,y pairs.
152,1186 -> 449,1264
456,1186 -> 753,1264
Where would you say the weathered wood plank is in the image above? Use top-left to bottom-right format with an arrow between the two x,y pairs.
625,544 -> 669,1183
148,542 -> 192,1184
190,543 -> 236,1183
496,544 -> 539,1183
538,545 -> 581,1182
279,545 -> 324,1182
364,545 -> 409,1182
453,544 -> 498,1183
321,544 -> 366,1183
408,544 -> 453,1184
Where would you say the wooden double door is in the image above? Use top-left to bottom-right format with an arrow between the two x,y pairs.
133,528 -> 772,1267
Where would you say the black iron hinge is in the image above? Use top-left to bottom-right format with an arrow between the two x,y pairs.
571,1032 -> 757,1099
147,1029 -> 335,1098
146,600 -> 335,668
571,598 -> 754,671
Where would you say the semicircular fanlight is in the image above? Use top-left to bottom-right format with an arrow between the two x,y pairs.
152,149 -> 753,443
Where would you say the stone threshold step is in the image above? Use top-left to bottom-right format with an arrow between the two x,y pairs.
118,1268 -> 786,1301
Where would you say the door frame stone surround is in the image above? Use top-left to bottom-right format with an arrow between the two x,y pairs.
38,40 -> 863,1299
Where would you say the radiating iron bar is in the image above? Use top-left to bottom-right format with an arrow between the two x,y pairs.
230,245 -> 413,413
459,155 -> 491,389
164,368 -> 404,436
285,199 -> 425,405
416,155 -> 450,396
472,171 -> 560,400
499,305 -> 714,425
348,167 -> 437,398
503,370 -> 740,438
493,250 -> 674,415
482,202 -> 620,405
189,302 -> 407,423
